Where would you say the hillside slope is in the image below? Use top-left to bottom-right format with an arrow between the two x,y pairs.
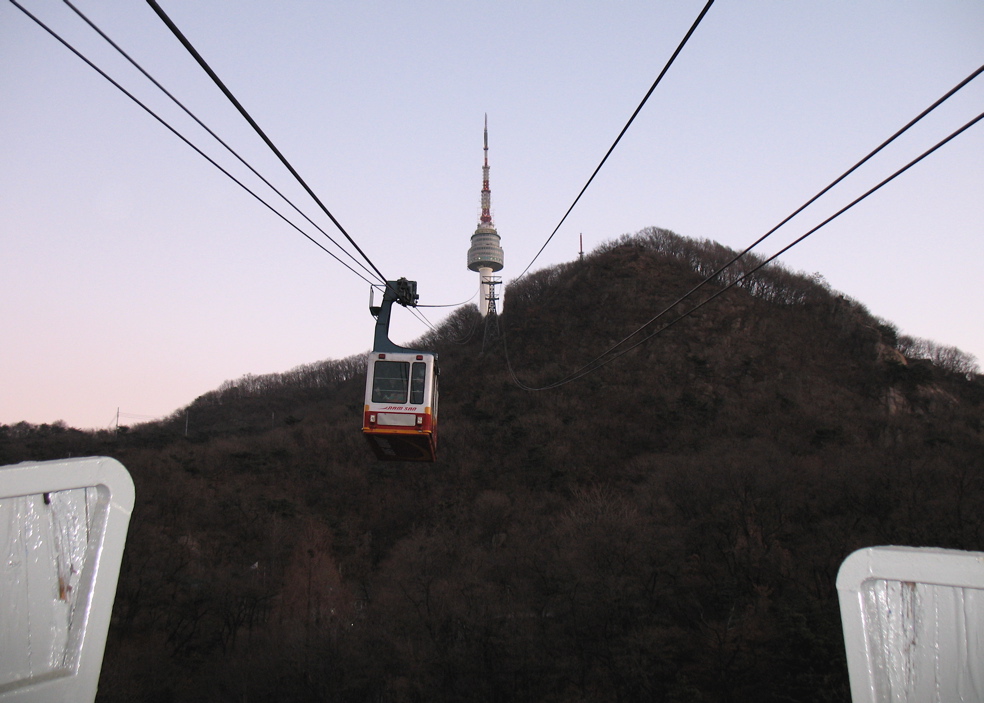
3,228 -> 982,703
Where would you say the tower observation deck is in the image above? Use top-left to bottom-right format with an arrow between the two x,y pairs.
467,115 -> 504,316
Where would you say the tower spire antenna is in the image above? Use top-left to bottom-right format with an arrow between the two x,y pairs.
467,115 -> 505,316
480,113 -> 492,226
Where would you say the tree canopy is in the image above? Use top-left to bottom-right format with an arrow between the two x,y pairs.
3,228 -> 982,702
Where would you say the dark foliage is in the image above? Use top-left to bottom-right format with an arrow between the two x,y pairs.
3,227 -> 982,702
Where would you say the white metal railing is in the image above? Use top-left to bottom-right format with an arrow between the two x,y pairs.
0,457 -> 133,703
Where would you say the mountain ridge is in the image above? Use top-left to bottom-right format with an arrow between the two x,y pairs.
2,227 -> 982,702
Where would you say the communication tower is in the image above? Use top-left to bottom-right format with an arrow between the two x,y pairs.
467,115 -> 504,316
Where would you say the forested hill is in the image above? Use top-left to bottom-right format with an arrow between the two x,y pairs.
3,227 -> 983,702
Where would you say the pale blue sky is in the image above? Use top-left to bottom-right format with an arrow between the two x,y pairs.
2,1 -> 982,429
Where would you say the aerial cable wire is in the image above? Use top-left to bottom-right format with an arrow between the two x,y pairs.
556,107 -> 984,383
507,63 -> 984,389
515,0 -> 716,282
8,0 -> 377,287
147,0 -> 389,288
408,306 -> 437,332
508,109 -> 984,389
450,310 -> 484,345
59,0 -> 381,285
117,411 -> 158,421
598,63 -> 984,353
504,100 -> 984,390
417,286 -> 481,308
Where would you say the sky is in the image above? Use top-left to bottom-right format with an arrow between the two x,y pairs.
2,1 -> 982,430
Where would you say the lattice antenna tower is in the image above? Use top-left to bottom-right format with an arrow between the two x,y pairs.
481,275 -> 501,353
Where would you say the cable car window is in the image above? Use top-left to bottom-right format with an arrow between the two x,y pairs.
410,362 -> 427,405
372,361 -> 409,403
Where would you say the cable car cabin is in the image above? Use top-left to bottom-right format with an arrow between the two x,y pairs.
363,351 -> 438,462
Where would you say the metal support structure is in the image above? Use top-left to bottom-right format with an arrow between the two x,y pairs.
481,275 -> 501,353
369,278 -> 420,354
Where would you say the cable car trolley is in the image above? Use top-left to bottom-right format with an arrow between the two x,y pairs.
363,279 -> 439,462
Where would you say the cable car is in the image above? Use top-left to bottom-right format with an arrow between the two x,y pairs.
363,350 -> 438,461
362,279 -> 439,462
